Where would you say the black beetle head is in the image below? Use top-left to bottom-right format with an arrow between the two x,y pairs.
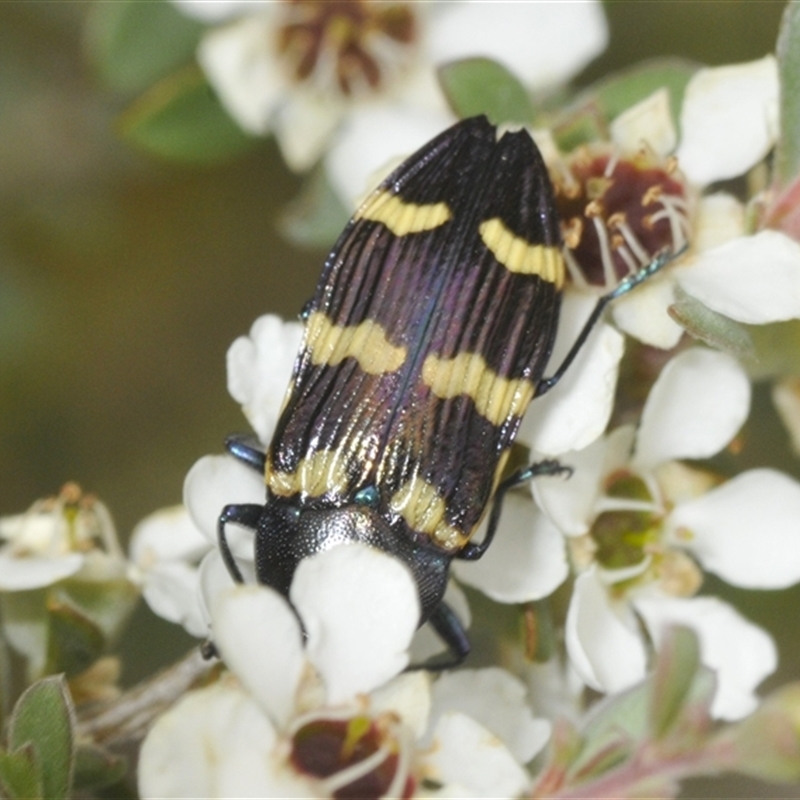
254,499 -> 451,625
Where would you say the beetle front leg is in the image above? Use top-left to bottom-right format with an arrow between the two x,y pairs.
218,503 -> 263,583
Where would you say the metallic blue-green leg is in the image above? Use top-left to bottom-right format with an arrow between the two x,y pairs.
457,460 -> 570,562
537,246 -> 685,397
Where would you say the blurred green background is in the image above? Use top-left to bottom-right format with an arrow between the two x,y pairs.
0,6 -> 798,791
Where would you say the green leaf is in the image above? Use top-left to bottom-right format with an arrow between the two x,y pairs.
84,0 -> 204,94
669,288 -> 755,362
9,677 -> 75,800
551,108 -> 607,154
571,682 -> 647,780
648,625 -> 701,739
745,319 -> 800,381
587,58 -> 699,128
775,2 -> 800,188
118,65 -> 257,164
278,167 -> 350,250
45,597 -> 106,678
0,744 -> 43,800
438,58 -> 535,125
72,745 -> 127,791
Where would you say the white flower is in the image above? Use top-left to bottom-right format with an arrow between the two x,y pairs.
0,484 -> 136,680
139,568 -> 546,798
606,57 -> 800,349
173,0 -> 608,202
0,482 -> 126,591
529,348 -> 800,719
130,314 -> 299,635
227,313 -> 304,443
128,505 -> 211,638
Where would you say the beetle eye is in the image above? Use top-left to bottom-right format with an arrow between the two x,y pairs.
354,485 -> 379,507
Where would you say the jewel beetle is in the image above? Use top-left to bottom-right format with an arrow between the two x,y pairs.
217,115 -> 675,664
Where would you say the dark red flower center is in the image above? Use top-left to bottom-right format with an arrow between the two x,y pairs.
554,147 -> 691,289
291,715 -> 415,799
276,0 -> 417,96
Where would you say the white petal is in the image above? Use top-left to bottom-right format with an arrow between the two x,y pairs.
691,193 -> 745,252
273,94 -> 344,172
198,548 -> 256,628
773,377 -> 800,456
611,272 -> 684,349
326,105 -> 452,208
138,676 -> 301,799
211,585 -> 305,728
369,671 -> 432,740
610,88 -> 676,158
521,293 -> 623,456
677,56 -> 779,186
429,668 -> 550,764
426,712 -> 530,799
183,454 -> 263,550
169,0 -> 266,23
677,230 -> 800,323
565,570 -> 647,693
226,314 -> 303,443
141,561 -> 207,638
0,592 -> 49,678
129,505 -> 209,567
668,468 -> 800,589
197,15 -> 285,136
633,593 -> 777,719
453,493 -> 568,602
427,1 -> 607,91
633,348 -> 750,469
410,581 -> 470,664
0,552 -> 83,591
291,544 -> 419,703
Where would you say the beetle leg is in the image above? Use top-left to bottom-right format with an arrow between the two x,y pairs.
419,602 -> 471,669
457,460 -> 570,562
218,503 -> 263,583
536,245 -> 685,397
225,433 -> 267,473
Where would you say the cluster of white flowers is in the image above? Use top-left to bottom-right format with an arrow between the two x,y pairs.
3,1 -> 800,796
121,2 -> 800,794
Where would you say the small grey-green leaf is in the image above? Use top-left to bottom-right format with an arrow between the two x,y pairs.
776,2 -> 800,187
669,288 -> 755,362
438,57 -> 535,125
649,625 -> 701,739
118,65 -> 257,164
745,319 -> 800,380
586,57 -> 699,129
0,744 -> 43,800
84,0 -> 204,94
10,677 -> 75,800
568,681 -> 648,779
278,167 -> 350,250
45,596 -> 106,678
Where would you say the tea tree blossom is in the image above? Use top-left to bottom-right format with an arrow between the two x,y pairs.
0,484 -> 138,681
172,0 -> 608,201
139,552 -> 547,798
595,57 -> 800,349
529,347 -> 800,719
